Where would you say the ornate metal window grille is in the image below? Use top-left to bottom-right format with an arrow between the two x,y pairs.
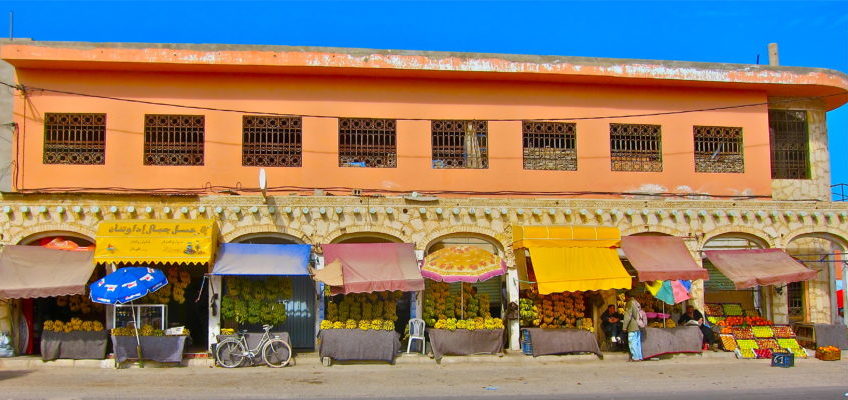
787,281 -> 804,320
431,120 -> 488,169
143,114 -> 205,166
242,116 -> 302,167
338,118 -> 397,168
522,121 -> 576,170
43,113 -> 106,165
693,126 -> 744,173
609,123 -> 662,172
769,110 -> 810,179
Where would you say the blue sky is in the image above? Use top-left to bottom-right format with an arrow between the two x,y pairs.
2,0 -> 847,187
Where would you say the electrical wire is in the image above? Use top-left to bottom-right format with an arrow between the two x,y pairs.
1,81 -> 845,122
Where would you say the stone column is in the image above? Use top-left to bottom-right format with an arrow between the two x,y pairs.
207,275 -> 222,352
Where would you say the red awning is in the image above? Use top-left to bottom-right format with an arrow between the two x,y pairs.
703,249 -> 818,289
0,245 -> 96,299
321,243 -> 424,294
621,236 -> 708,282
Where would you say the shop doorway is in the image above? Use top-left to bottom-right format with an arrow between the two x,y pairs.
331,234 -> 412,334
231,234 -> 316,350
425,235 -> 504,318
17,235 -> 101,356
786,234 -> 847,324
702,234 -> 768,318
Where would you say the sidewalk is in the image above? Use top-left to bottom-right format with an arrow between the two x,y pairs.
0,348 -> 797,369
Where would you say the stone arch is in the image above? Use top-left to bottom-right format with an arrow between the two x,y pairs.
786,230 -> 848,251
701,229 -> 773,250
324,226 -> 409,244
423,232 -> 506,256
221,224 -> 312,244
329,231 -> 405,244
230,232 -> 304,244
620,225 -> 687,237
11,224 -> 96,246
421,226 -> 509,254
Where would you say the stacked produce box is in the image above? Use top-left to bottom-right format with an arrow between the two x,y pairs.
421,282 -> 503,331
706,303 -> 805,359
518,288 -> 593,332
320,291 -> 402,331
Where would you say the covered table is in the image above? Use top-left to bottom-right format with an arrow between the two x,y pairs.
427,329 -> 504,361
0,246 -> 96,299
40,331 -> 108,361
215,332 -> 292,365
640,326 -> 703,359
318,329 -> 400,363
813,323 -> 848,350
521,328 -> 602,358
111,335 -> 187,363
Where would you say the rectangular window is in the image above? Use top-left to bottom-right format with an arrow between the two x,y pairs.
768,110 -> 810,179
242,116 -> 302,167
693,126 -> 744,173
431,120 -> 488,169
338,118 -> 396,168
143,114 -> 205,166
43,113 -> 106,165
609,123 -> 662,172
522,121 -> 576,170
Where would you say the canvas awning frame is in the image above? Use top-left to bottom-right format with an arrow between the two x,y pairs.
0,245 -> 97,299
210,243 -> 312,276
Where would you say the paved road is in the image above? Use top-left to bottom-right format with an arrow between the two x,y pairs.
0,357 -> 845,399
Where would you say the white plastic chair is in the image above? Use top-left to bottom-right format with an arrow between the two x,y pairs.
406,318 -> 426,354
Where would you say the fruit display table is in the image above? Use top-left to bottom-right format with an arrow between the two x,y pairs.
427,328 -> 504,361
521,328 -> 602,358
318,329 -> 400,364
640,326 -> 703,359
111,335 -> 187,363
215,332 -> 292,365
40,331 -> 108,361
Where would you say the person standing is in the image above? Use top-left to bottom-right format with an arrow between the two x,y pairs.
622,297 -> 644,361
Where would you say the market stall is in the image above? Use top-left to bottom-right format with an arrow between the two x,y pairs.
0,245 -> 101,357
707,303 -> 809,359
513,226 -> 630,358
94,219 -> 219,353
210,243 -> 312,354
40,320 -> 107,361
421,245 -> 506,361
314,243 -> 423,365
620,235 -> 708,356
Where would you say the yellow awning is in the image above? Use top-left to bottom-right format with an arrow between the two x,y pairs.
94,219 -> 218,265
528,247 -> 632,294
513,225 -> 621,248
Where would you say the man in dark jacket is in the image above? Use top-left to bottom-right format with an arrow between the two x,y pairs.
678,305 -> 717,351
600,304 -> 624,344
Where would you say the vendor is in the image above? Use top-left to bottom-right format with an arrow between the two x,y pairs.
600,304 -> 624,344
678,305 -> 717,351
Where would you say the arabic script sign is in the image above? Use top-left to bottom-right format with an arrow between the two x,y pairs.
94,219 -> 218,265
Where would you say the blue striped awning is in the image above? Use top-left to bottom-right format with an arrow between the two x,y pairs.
211,244 -> 312,276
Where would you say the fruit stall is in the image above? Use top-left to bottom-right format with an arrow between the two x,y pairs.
707,303 -> 808,360
513,225 -> 632,358
314,243 -> 424,365
111,323 -> 191,364
209,243 -> 312,356
420,245 -> 507,362
40,318 -> 107,361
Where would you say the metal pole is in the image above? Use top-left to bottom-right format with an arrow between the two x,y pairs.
842,261 -> 847,326
8,12 -> 12,41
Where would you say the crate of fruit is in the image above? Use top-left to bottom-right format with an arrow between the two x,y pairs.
722,303 -> 744,316
815,346 -> 841,361
771,325 -> 795,338
705,304 -> 724,317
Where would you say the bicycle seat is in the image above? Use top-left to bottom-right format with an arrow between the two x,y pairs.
237,329 -> 249,336
262,324 -> 272,331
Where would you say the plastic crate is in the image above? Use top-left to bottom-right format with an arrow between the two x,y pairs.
520,329 -> 533,355
770,351 -> 794,368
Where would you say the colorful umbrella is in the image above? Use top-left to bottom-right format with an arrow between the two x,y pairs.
421,245 -> 506,283
89,267 -> 168,367
646,280 -> 691,305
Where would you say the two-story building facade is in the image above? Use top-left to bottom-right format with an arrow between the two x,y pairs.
0,40 -> 846,354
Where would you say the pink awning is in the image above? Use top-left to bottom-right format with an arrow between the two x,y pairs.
704,249 -> 818,289
0,246 -> 96,299
321,243 -> 424,294
621,236 -> 708,282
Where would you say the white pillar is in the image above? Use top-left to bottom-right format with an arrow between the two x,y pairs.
207,275 -> 222,352
413,250 -> 424,319
314,255 -> 325,348
506,268 -> 520,351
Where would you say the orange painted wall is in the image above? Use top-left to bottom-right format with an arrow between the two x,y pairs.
11,68 -> 773,198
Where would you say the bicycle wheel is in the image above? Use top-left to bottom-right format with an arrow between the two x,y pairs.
215,339 -> 247,368
261,338 -> 292,368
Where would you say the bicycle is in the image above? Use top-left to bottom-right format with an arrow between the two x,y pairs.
215,325 -> 292,368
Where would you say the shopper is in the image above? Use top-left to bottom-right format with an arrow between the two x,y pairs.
622,297 -> 644,361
